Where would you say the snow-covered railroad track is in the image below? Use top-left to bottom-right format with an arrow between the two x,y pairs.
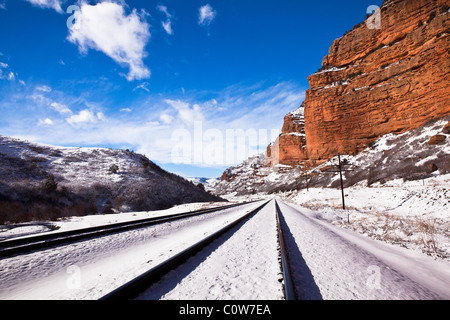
275,200 -> 450,300
275,200 -> 296,300
0,202 -> 253,259
100,200 -> 271,300
0,200 -> 270,299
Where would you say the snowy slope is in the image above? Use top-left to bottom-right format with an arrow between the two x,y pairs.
0,135 -> 222,223
185,177 -> 220,192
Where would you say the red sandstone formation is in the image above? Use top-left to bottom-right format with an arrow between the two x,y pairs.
267,0 -> 450,167
267,105 -> 309,167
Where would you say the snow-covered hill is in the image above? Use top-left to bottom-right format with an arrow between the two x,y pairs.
0,135 -> 222,223
185,177 -> 220,192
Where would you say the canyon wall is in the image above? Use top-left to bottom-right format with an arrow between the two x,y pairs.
267,0 -> 450,166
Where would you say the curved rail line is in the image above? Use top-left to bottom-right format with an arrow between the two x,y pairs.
0,201 -> 258,258
100,200 -> 271,300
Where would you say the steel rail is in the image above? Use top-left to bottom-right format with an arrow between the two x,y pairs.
0,201 -> 260,258
275,199 -> 297,300
99,200 -> 271,300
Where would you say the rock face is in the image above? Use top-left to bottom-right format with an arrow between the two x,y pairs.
266,105 -> 309,167
268,0 -> 450,166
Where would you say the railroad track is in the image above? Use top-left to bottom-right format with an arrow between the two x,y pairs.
275,200 -> 296,300
99,199 -> 297,301
0,201 -> 257,258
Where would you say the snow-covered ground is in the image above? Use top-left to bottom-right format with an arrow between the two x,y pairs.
221,174 -> 449,261
278,200 -> 450,299
1,197 -> 449,300
0,201 -> 265,300
137,200 -> 283,300
279,174 -> 450,260
0,201 -> 231,241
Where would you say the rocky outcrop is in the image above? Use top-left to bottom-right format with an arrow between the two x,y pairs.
269,0 -> 450,166
266,105 -> 309,167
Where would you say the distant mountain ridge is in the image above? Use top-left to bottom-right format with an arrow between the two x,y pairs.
186,177 -> 220,191
0,135 -> 222,223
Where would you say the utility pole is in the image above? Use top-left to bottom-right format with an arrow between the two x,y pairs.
305,170 -> 309,192
300,161 -> 310,192
326,154 -> 353,223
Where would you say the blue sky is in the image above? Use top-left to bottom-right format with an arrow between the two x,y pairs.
0,0 -> 382,178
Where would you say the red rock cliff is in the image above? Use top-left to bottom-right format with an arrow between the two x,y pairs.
268,0 -> 450,167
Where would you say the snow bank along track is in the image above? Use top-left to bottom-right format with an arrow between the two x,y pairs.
100,200 -> 272,300
0,201 -> 256,258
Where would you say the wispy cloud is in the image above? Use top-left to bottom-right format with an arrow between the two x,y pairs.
50,102 -> 72,115
157,5 -> 174,35
161,20 -> 173,35
0,60 -> 24,84
134,82 -> 150,93
38,118 -> 54,126
66,109 -> 104,125
67,1 -> 151,81
25,0 -> 64,13
35,85 -> 52,92
1,80 -> 305,169
198,4 -> 216,26
164,99 -> 205,127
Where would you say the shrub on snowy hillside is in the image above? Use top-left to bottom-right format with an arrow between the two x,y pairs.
0,136 -> 223,224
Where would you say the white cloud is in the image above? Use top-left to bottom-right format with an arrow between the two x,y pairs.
25,0 -> 64,13
198,4 -> 216,26
120,108 -> 132,112
68,1 -> 151,81
36,85 -> 52,92
157,5 -> 173,35
0,62 -> 20,82
162,20 -> 173,35
164,99 -> 205,126
97,112 -> 106,121
50,102 -> 73,115
66,109 -> 104,125
159,113 -> 174,124
0,1 -> 6,10
38,118 -> 54,126
157,5 -> 171,18
134,82 -> 150,93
